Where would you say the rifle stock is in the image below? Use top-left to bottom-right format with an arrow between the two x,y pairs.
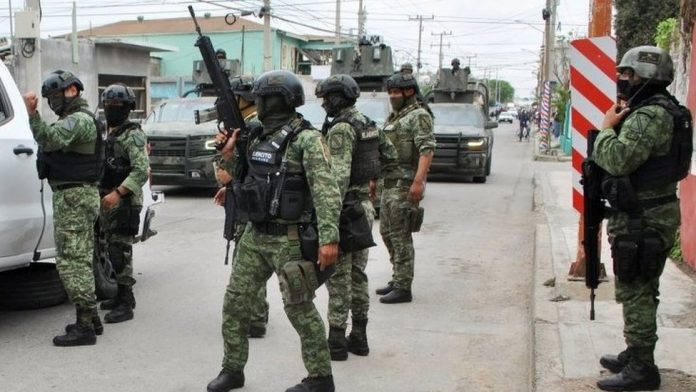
582,129 -> 605,320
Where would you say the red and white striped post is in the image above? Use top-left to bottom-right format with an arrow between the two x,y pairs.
568,36 -> 616,277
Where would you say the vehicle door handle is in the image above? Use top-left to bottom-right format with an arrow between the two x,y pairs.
13,146 -> 34,156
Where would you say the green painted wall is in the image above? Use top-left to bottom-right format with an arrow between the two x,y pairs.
113,30 -> 303,77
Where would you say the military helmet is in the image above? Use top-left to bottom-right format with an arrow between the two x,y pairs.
252,70 -> 304,108
451,58 -> 461,66
617,45 -> 674,84
400,62 -> 414,73
215,48 -> 227,58
230,75 -> 256,102
101,84 -> 136,110
386,72 -> 418,91
315,74 -> 360,100
41,70 -> 84,97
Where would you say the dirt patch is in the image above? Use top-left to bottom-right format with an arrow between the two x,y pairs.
562,369 -> 696,391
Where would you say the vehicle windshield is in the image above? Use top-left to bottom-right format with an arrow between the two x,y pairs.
148,99 -> 216,123
300,97 -> 390,128
431,104 -> 484,127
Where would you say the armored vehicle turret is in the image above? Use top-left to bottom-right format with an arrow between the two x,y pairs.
191,59 -> 241,96
430,66 -> 490,118
331,35 -> 394,92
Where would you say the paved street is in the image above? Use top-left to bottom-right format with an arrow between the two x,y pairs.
0,122 -> 541,392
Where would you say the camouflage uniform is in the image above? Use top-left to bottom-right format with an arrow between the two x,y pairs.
324,106 -> 397,329
100,122 -> 149,288
221,114 -> 341,377
594,102 -> 680,364
29,98 -> 100,327
380,101 -> 435,292
219,113 -> 269,334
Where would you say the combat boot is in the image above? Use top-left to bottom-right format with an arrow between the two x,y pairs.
327,326 -> 347,361
375,281 -> 394,295
379,288 -> 412,304
597,360 -> 660,391
600,349 -> 631,373
53,322 -> 96,347
104,285 -> 135,323
285,375 -> 335,392
66,309 -> 103,336
207,369 -> 245,392
346,318 -> 369,356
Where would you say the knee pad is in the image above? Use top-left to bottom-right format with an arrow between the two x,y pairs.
279,261 -> 318,305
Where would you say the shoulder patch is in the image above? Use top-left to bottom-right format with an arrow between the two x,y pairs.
62,116 -> 77,131
328,133 -> 344,154
131,131 -> 146,148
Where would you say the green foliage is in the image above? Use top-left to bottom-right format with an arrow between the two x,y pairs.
487,79 -> 514,103
615,0 -> 679,58
670,228 -> 684,262
655,18 -> 678,50
551,86 -> 570,123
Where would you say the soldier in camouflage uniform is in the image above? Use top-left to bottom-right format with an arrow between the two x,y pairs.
206,70 -> 341,392
213,76 -> 269,339
314,74 -> 398,360
97,84 -> 149,324
24,70 -> 102,346
376,72 -> 435,304
593,46 -> 693,391
400,63 -> 413,75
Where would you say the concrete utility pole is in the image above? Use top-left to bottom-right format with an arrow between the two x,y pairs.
430,30 -> 451,69
8,0 -> 13,38
263,0 -> 272,71
543,0 -> 557,82
465,54 -> 477,68
408,15 -> 434,79
357,0 -> 365,37
334,0 -> 340,45
23,0 -> 42,97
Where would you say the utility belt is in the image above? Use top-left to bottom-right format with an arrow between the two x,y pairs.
383,178 -> 410,189
52,183 -> 93,192
252,222 -> 299,237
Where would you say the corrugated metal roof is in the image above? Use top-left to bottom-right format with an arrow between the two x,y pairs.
75,16 -> 265,37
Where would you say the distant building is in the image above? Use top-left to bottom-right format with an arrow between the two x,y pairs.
71,15 -> 354,102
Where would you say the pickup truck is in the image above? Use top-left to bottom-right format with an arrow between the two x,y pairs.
0,60 -> 162,310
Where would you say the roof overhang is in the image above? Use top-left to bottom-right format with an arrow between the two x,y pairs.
93,38 -> 178,53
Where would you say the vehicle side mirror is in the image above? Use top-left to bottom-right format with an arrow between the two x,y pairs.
485,121 -> 498,129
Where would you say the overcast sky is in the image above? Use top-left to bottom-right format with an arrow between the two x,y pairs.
0,0 -> 591,97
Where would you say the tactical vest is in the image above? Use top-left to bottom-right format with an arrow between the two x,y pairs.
629,94 -> 693,189
39,109 -> 105,183
236,120 -> 312,223
384,104 -> 420,170
324,114 -> 381,186
100,121 -> 139,190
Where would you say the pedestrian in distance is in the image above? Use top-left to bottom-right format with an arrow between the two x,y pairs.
23,70 -> 103,346
592,46 -> 693,391
97,84 -> 150,324
213,75 -> 270,340
376,72 -> 435,304
206,70 -> 342,392
315,74 -> 398,361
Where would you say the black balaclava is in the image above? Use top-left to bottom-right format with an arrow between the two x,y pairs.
256,95 -> 295,133
322,94 -> 352,118
390,90 -> 417,112
104,103 -> 131,127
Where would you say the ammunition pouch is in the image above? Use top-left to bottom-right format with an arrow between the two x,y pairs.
223,185 -> 238,241
279,261 -> 319,305
601,176 -> 641,213
639,231 -> 665,280
339,194 -> 375,253
299,223 -> 319,262
278,175 -> 307,221
408,205 -> 425,233
238,177 -> 273,223
611,231 -> 666,282
114,197 -> 141,236
611,233 -> 641,283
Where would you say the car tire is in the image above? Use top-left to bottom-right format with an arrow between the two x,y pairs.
473,176 -> 487,184
93,220 -> 118,300
485,156 -> 492,176
0,263 -> 68,310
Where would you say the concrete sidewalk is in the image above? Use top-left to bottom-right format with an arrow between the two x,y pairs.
533,170 -> 696,391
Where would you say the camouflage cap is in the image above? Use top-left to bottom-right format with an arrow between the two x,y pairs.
617,45 -> 674,84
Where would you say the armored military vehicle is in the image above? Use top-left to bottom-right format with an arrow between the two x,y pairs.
330,36 -> 395,92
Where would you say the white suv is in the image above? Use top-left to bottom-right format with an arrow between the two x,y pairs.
0,60 -> 161,310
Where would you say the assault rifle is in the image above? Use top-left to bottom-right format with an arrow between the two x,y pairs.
189,5 -> 248,264
581,129 -> 605,320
